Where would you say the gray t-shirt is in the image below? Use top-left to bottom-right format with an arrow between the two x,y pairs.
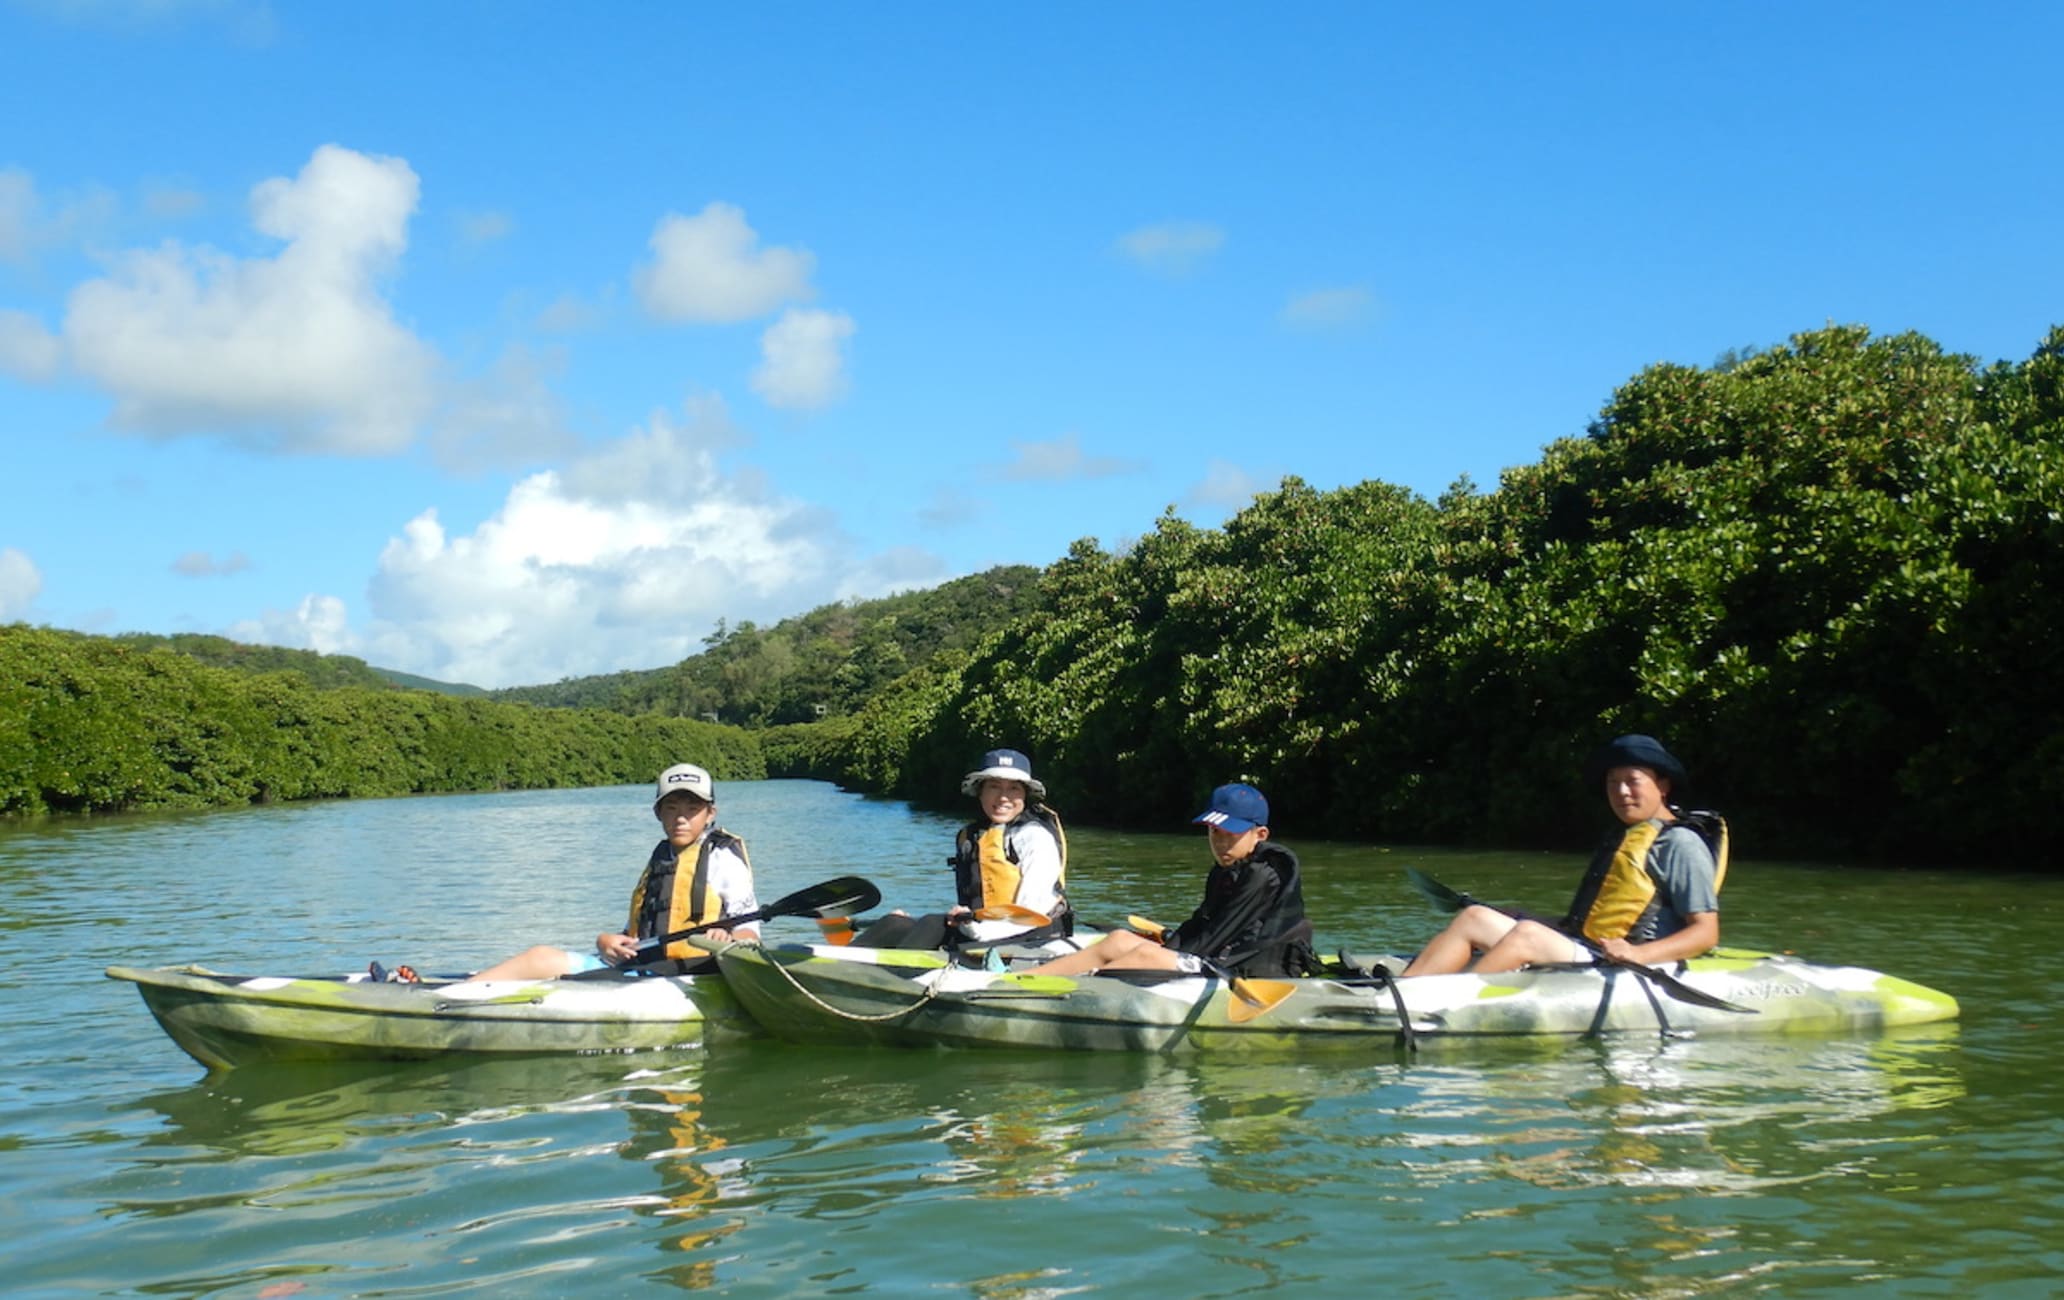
1629,822 -> 1720,943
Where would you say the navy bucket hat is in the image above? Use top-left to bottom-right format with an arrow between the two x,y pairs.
1586,734 -> 1687,788
961,748 -> 1046,798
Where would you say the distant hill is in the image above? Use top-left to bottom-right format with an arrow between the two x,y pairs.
492,565 -> 1044,725
109,632 -> 484,695
372,667 -> 488,696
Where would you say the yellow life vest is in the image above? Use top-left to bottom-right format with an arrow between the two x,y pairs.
953,806 -> 1068,915
628,829 -> 746,963
1564,810 -> 1728,943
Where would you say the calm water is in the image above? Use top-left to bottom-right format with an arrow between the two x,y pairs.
2,780 -> 2059,1297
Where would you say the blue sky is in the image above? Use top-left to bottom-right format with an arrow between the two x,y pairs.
2,2 -> 2058,688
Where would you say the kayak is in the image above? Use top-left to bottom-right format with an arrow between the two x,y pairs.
106,964 -> 758,1070
708,941 -> 1960,1052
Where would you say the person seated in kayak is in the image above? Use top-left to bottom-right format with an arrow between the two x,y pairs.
471,763 -> 760,980
1022,782 -> 1320,979
1400,734 -> 1724,977
850,747 -> 1071,949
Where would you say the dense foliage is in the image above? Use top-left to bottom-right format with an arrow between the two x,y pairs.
490,566 -> 1041,725
13,325 -> 2060,866
1,626 -> 760,816
826,325 -> 2064,865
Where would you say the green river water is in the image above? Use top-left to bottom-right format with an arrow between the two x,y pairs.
1,779 -> 2058,1297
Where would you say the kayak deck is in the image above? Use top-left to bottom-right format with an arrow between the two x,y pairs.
709,942 -> 1961,1053
106,963 -> 757,1070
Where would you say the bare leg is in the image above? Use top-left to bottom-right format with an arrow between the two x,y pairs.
1023,929 -> 1184,977
1470,920 -> 1583,974
1401,905 -> 1521,977
473,945 -> 581,982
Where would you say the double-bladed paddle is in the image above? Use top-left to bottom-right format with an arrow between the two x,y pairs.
580,874 -> 883,976
1403,867 -> 1753,1015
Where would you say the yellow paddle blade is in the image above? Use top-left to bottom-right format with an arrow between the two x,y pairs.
1225,977 -> 1297,1024
973,903 -> 1052,925
1126,914 -> 1166,939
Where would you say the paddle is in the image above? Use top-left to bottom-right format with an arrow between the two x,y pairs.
1403,867 -> 1753,1015
1126,914 -> 1297,1023
972,903 -> 1053,926
589,875 -> 883,974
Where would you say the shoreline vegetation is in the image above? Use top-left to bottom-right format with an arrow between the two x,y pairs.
7,325 -> 2060,866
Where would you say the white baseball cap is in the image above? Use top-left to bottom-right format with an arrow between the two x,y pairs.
653,763 -> 715,808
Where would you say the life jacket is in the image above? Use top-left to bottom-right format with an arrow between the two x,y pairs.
1173,842 -> 1325,979
1560,809 -> 1728,943
951,805 -> 1072,935
629,829 -> 747,969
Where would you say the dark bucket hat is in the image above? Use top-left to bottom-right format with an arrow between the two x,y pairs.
1586,734 -> 1687,788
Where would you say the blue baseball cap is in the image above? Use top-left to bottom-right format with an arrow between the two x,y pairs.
1193,783 -> 1268,833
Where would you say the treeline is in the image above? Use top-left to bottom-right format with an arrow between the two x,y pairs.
491,566 -> 1042,724
0,625 -> 760,816
791,325 -> 2063,866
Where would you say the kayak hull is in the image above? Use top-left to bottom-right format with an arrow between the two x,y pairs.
710,943 -> 1960,1053
106,964 -> 758,1070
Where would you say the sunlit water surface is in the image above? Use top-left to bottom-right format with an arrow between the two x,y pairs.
2,780 -> 2058,1297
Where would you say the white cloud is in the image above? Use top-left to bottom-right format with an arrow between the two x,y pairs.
0,548 -> 42,618
1280,285 -> 1374,330
1115,220 -> 1225,276
303,395 -> 909,688
1185,458 -> 1264,509
633,201 -> 815,323
430,344 -> 581,474
0,309 -> 63,381
1002,431 -> 1146,482
62,143 -> 439,455
751,307 -> 855,410
171,550 -> 252,577
228,593 -> 354,656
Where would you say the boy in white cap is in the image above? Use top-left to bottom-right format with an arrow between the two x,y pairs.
1401,735 -> 1724,976
471,762 -> 760,980
1025,782 -> 1319,978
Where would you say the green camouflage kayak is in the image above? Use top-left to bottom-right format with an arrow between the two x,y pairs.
709,941 -> 1959,1052
107,963 -> 757,1070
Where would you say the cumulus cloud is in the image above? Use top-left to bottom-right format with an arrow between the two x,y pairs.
227,593 -> 354,656
751,307 -> 855,410
263,395 -> 906,688
0,548 -> 42,618
430,344 -> 581,474
1185,458 -> 1265,510
172,550 -> 252,577
62,143 -> 439,454
1002,431 -> 1146,482
0,309 -> 63,381
633,201 -> 815,323
1279,285 -> 1374,330
1115,220 -> 1225,276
